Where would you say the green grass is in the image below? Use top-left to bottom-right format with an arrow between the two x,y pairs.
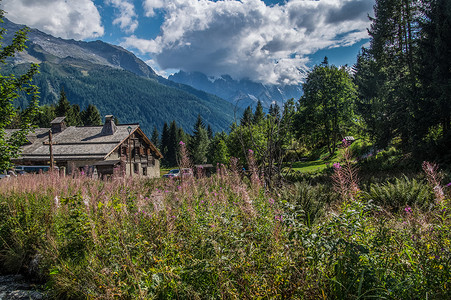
0,163 -> 450,299
289,157 -> 339,173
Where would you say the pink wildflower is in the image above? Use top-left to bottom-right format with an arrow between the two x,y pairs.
179,141 -> 185,145
248,149 -> 254,154
333,163 -> 341,169
404,206 -> 412,213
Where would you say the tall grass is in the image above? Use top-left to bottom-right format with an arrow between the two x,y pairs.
0,157 -> 450,298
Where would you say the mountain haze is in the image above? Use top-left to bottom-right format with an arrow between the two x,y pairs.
169,71 -> 303,110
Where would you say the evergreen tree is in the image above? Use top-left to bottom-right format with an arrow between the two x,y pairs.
188,115 -> 209,164
194,114 -> 205,131
361,0 -> 422,149
160,122 -> 170,164
81,104 -> 102,126
241,106 -> 253,126
253,100 -> 265,124
268,103 -> 280,120
419,0 -> 451,138
207,124 -> 213,140
151,126 -> 159,148
178,127 -> 187,145
71,104 -> 82,126
167,120 -> 179,167
353,49 -> 392,147
55,87 -> 71,118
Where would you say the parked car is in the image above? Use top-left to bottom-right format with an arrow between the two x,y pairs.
163,168 -> 193,179
0,170 -> 16,179
0,171 -> 10,179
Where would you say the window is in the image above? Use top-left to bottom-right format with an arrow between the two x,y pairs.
142,167 -> 147,176
134,163 -> 139,174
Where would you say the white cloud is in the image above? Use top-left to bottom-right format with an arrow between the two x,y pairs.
143,0 -> 166,17
145,58 -> 177,78
128,0 -> 373,85
105,0 -> 138,34
1,0 -> 104,40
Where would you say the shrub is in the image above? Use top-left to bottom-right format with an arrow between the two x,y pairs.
363,176 -> 435,212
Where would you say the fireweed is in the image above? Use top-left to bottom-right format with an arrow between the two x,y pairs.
0,151 -> 449,298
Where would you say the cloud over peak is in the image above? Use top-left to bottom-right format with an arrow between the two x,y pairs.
125,0 -> 373,85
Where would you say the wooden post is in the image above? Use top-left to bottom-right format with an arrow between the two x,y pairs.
129,134 -> 132,176
49,130 -> 54,170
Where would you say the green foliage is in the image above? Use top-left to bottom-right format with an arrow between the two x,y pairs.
353,0 -> 451,158
0,11 -> 39,170
81,104 -> 102,126
364,176 -> 435,212
150,126 -> 159,149
188,114 -> 209,164
418,0 -> 451,141
280,181 -> 337,227
296,60 -> 357,155
4,61 -> 236,134
240,105 -> 253,126
253,100 -> 265,125
206,132 -> 229,165
0,165 -> 450,298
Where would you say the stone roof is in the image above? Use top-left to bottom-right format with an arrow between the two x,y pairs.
7,123 -> 162,162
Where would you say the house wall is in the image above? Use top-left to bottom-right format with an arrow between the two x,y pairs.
114,133 -> 161,178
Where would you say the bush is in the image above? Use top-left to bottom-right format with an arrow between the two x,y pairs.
363,176 -> 435,212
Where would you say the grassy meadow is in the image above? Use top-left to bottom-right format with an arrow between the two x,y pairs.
0,150 -> 450,299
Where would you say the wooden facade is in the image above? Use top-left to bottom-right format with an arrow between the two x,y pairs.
7,116 -> 163,179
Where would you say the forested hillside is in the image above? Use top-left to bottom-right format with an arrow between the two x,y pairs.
1,17 -> 239,134
4,61 -> 237,134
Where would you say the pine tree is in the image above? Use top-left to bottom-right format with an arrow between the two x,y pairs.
167,120 -> 179,167
71,104 -> 83,126
207,124 -> 213,140
55,87 -> 71,119
188,115 -> 209,164
253,100 -> 265,124
241,106 -> 253,126
160,122 -> 170,164
268,103 -> 280,120
151,126 -> 159,148
363,0 -> 422,149
82,104 -> 102,126
419,0 -> 451,137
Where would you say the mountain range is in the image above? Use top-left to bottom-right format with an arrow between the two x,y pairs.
2,18 -> 300,134
169,71 -> 302,110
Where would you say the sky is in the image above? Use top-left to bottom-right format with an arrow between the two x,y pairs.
1,0 -> 374,85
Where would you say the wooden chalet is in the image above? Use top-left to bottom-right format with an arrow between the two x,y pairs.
8,115 -> 163,178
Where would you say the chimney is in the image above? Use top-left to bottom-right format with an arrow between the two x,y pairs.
50,117 -> 67,133
101,115 -> 117,135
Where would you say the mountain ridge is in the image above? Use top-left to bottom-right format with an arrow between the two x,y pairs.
169,71 -> 303,109
2,18 -> 240,134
